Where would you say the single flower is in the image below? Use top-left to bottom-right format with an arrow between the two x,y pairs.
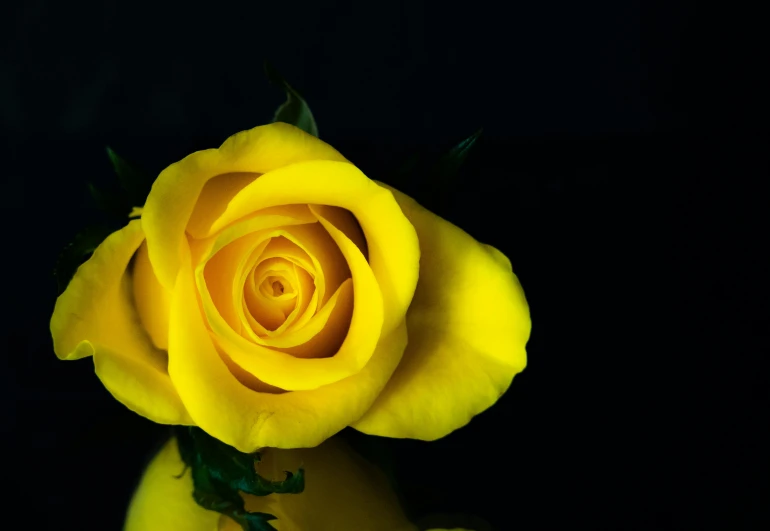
124,436 -> 472,531
51,123 -> 531,451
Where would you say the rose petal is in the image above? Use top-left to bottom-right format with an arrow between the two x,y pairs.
193,204 -> 317,264
276,279 -> 353,359
204,160 -> 419,336
246,258 -> 300,330
204,231 -> 265,332
143,123 -> 348,290
50,220 -> 192,425
169,240 -> 406,450
125,437 -> 417,531
241,264 -> 318,345
124,438 -> 219,531
197,209 -> 346,329
311,205 -> 368,258
353,185 -> 530,440
196,218 -> 380,391
187,171 -> 261,238
238,438 -> 415,530
133,241 -> 172,350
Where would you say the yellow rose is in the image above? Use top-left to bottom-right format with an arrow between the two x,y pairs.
51,122 -> 531,451
124,436 -> 473,531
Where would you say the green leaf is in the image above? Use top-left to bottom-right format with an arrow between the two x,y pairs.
86,148 -> 152,219
174,427 -> 305,531
241,512 -> 280,531
188,428 -> 305,496
263,61 -> 319,137
87,182 -> 130,217
191,467 -> 278,531
53,224 -> 116,295
105,146 -> 153,206
431,127 -> 483,181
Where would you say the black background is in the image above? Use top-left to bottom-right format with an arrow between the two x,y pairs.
6,1 -> 769,529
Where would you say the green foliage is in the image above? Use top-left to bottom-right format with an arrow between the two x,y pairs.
388,128 -> 483,215
431,127 -> 483,181
264,61 -> 319,137
175,427 -> 305,531
88,147 -> 153,218
56,147 -> 153,294
87,182 -> 128,217
393,128 -> 483,185
105,146 -> 154,207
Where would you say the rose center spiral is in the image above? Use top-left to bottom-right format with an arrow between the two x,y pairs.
271,280 -> 284,296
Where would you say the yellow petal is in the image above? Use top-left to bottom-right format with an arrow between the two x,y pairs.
193,206 -> 337,345
93,346 -> 194,425
125,437 -> 416,531
353,185 -> 531,440
124,438 -> 220,531
187,171 -> 261,238
133,241 -> 171,350
312,205 -> 368,257
196,204 -> 318,263
254,234 -> 314,274
238,437 -> 416,531
206,160 -> 419,336
50,220 -> 192,425
125,439 -> 483,531
205,230 -> 273,333
196,218 -> 380,391
143,123 -> 348,290
168,240 -> 407,451
241,263 -> 318,346
247,258 -> 298,328
276,278 -> 353,359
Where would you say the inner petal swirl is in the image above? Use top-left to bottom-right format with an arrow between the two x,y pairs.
191,203 -> 380,392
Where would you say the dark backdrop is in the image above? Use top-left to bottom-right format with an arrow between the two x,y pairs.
5,1 -> 768,529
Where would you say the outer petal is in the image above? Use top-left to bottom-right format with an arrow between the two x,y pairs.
142,122 -> 349,290
50,220 -> 192,425
125,437 -> 416,531
168,240 -> 407,451
353,185 -> 531,440
124,438 -> 219,531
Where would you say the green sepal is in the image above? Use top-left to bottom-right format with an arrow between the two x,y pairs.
189,461 -> 278,531
105,146 -> 154,206
263,61 -> 319,137
53,224 -> 117,295
240,512 -> 282,531
390,129 -> 483,191
87,148 -> 153,219
87,182 -> 130,219
174,427 -> 305,531
431,127 -> 483,181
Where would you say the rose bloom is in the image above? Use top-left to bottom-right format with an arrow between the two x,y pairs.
125,436 -> 473,531
51,123 -> 530,451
